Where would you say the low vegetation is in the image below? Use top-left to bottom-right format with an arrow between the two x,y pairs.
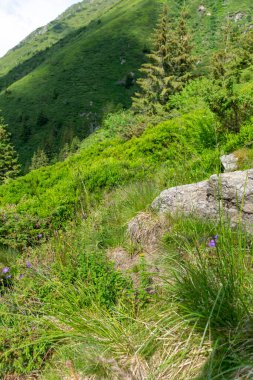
1,1 -> 253,379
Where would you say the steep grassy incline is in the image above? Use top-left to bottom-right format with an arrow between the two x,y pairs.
0,0 -> 252,168
0,0 -> 163,167
0,110 -> 217,216
0,0 -> 120,77
0,109 -> 221,249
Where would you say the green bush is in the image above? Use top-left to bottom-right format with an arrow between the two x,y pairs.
0,206 -> 49,250
224,119 -> 253,152
0,110 -> 218,250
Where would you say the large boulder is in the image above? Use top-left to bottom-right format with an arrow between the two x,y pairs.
152,169 -> 253,231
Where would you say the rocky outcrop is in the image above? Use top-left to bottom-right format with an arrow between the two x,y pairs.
128,212 -> 168,254
151,169 -> 253,231
220,153 -> 238,172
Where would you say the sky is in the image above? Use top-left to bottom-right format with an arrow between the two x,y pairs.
0,0 -> 80,57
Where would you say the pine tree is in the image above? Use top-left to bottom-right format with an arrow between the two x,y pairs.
237,27 -> 253,70
207,22 -> 253,132
29,149 -> 49,171
0,122 -> 20,184
211,21 -> 240,83
170,10 -> 195,92
131,5 -> 172,115
132,7 -> 195,115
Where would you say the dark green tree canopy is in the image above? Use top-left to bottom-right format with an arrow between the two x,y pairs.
29,149 -> 49,171
207,23 -> 253,132
132,7 -> 195,115
0,122 -> 20,184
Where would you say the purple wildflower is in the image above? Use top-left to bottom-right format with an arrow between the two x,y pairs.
214,234 -> 219,240
19,274 -> 25,279
6,274 -> 12,279
208,239 -> 216,248
38,233 -> 43,239
26,262 -> 32,268
2,267 -> 10,274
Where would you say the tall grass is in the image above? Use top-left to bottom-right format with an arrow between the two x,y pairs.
163,216 -> 253,378
2,158 -> 253,378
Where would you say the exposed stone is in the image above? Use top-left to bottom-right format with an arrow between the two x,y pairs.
234,12 -> 244,22
198,5 -> 206,13
152,181 -> 209,216
128,212 -> 168,253
108,247 -> 139,272
107,246 -> 159,288
117,72 -> 135,88
220,153 -> 238,172
151,169 -> 253,232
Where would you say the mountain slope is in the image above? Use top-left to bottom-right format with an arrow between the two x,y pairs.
0,0 -> 252,168
0,0 -> 163,167
0,0 -> 120,77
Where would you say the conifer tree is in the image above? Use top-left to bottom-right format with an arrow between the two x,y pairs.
29,148 -> 49,171
207,22 -> 253,132
237,28 -> 253,70
171,10 -> 195,92
132,7 -> 195,115
132,5 -> 171,115
0,122 -> 20,184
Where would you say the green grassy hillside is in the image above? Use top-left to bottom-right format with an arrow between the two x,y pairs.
0,0 -> 120,77
1,1 -> 253,378
0,0 -> 162,167
0,0 -> 252,168
0,108 -> 218,248
1,103 -> 253,378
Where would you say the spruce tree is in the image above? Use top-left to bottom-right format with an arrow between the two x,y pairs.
132,7 -> 195,115
207,23 -> 253,132
132,5 -> 172,115
170,10 -> 195,92
237,27 -> 253,70
0,122 -> 20,184
29,148 -> 49,171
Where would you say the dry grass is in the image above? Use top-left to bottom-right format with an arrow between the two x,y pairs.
128,212 -> 169,254
41,304 -> 211,380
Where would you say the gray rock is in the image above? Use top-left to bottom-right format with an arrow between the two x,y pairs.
152,180 -> 209,216
198,5 -> 206,13
152,169 -> 253,232
220,154 -> 238,172
234,12 -> 244,22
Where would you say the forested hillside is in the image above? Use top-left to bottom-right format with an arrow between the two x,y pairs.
0,0 -> 253,167
1,0 -> 253,379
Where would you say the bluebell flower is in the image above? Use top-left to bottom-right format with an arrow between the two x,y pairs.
208,239 -> 216,248
2,267 -> 10,274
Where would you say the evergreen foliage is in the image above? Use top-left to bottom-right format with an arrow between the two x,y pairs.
206,23 -> 253,132
132,5 -> 172,115
58,136 -> 81,162
132,7 -> 195,115
170,10 -> 196,92
0,122 -> 20,184
0,0 -> 252,166
2,2 -> 253,378
29,149 -> 49,171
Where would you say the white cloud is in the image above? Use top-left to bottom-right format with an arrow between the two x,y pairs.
0,0 -> 79,57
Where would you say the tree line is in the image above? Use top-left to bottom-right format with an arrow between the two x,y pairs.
1,5 -> 253,183
132,5 -> 253,132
